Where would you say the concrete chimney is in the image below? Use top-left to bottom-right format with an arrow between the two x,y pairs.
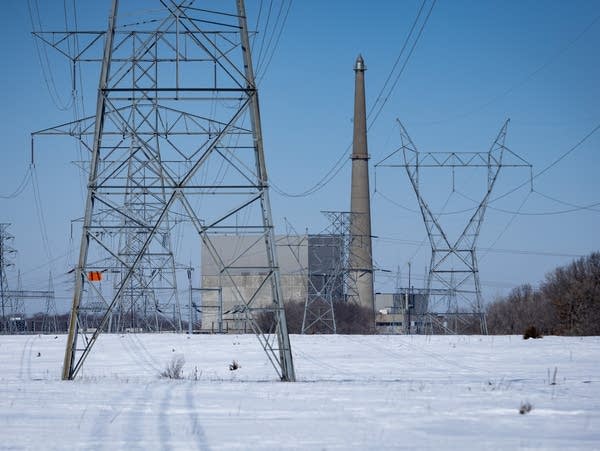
348,54 -> 374,314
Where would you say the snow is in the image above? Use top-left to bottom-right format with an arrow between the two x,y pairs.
1,334 -> 599,450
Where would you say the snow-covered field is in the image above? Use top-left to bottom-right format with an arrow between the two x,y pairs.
0,334 -> 599,450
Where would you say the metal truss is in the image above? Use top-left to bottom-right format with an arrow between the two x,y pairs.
0,224 -> 57,333
323,211 -> 363,306
33,0 -> 294,381
299,211 -> 360,333
301,233 -> 339,334
377,120 -> 531,334
279,218 -> 338,334
41,273 -> 59,333
0,224 -> 17,332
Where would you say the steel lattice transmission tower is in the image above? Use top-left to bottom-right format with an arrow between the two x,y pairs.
32,0 -> 295,381
300,211 -> 360,334
300,213 -> 346,335
0,224 -> 17,333
377,120 -> 531,334
42,273 -> 59,334
301,234 -> 338,334
108,142 -> 182,334
0,225 -> 56,333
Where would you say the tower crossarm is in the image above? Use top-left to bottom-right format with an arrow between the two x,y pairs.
2,290 -> 54,298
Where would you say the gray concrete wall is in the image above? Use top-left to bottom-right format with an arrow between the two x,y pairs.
200,235 -> 308,331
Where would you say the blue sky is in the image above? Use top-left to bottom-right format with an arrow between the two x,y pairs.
1,0 -> 599,311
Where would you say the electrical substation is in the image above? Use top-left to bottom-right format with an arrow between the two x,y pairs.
1,0 -> 532,381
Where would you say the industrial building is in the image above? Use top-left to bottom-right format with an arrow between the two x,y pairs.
375,291 -> 429,334
200,233 -> 434,335
200,234 -> 344,332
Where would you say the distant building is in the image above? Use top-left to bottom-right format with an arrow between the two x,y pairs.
200,234 -> 344,332
375,290 -> 429,334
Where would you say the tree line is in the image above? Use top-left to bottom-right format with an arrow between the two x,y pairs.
486,251 -> 600,335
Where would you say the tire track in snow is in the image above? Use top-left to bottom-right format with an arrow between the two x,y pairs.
25,335 -> 37,380
185,381 -> 211,450
18,335 -> 34,380
158,382 -> 175,451
88,383 -> 137,451
122,382 -> 155,450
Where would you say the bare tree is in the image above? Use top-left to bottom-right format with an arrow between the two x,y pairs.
541,252 -> 600,335
487,252 -> 599,336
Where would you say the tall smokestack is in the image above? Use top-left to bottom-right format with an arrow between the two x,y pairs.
348,54 -> 374,314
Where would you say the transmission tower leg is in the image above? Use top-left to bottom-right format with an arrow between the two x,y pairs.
62,0 -> 119,380
237,0 -> 294,380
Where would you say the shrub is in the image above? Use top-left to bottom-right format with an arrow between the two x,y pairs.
523,325 -> 542,339
256,299 -> 376,335
519,401 -> 533,414
160,355 -> 185,379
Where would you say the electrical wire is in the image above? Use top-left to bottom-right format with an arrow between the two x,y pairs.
373,235 -> 584,258
367,0 -> 427,121
491,121 -> 600,203
374,190 -> 419,213
0,167 -> 32,199
250,0 -> 264,54
533,189 -> 600,213
27,0 -> 74,111
490,200 -> 600,216
458,188 -> 600,216
256,0 -> 293,83
255,0 -> 287,76
254,0 -> 274,71
416,13 -> 600,126
480,191 -> 532,261
31,167 -> 54,267
271,1 -> 436,198
367,0 -> 437,131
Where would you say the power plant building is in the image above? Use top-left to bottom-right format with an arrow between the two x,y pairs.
375,291 -> 429,334
200,234 -> 344,332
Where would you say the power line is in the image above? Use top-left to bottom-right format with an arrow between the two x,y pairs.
254,0 -> 274,71
250,0 -> 264,54
480,192 -> 532,261
458,188 -> 600,216
533,189 -> 600,213
373,235 -> 585,258
0,167 -> 31,200
416,12 -> 600,126
490,200 -> 600,216
492,121 -> 600,203
27,0 -> 73,111
367,0 -> 427,120
375,188 -> 479,216
271,1 -> 436,198
367,0 -> 436,131
256,1 -> 293,82
256,0 -> 293,80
